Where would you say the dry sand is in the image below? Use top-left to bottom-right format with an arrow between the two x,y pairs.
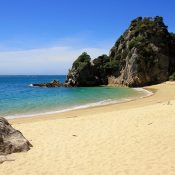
1,81 -> 175,175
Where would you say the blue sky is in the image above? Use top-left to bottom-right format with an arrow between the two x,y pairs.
0,0 -> 174,74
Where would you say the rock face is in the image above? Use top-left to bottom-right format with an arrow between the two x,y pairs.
108,16 -> 175,86
66,16 -> 175,87
0,117 -> 32,156
32,80 -> 63,87
65,53 -> 118,86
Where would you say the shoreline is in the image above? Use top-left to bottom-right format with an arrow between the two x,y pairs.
9,83 -> 162,125
2,81 -> 175,175
8,86 -> 153,122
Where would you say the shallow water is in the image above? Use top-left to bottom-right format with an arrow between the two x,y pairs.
0,75 -> 146,118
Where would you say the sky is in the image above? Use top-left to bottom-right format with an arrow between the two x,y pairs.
0,0 -> 174,75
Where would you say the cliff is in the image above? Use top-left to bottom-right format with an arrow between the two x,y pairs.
66,16 -> 175,87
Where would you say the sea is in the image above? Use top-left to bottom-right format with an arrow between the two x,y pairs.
0,75 -> 150,119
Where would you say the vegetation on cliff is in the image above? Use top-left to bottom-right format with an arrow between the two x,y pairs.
65,52 -> 101,86
66,16 -> 175,87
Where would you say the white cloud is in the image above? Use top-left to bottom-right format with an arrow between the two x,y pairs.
0,46 -> 109,75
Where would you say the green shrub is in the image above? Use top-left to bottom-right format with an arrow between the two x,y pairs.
115,36 -> 124,47
169,73 -> 175,81
93,55 -> 110,67
73,52 -> 91,68
128,36 -> 145,49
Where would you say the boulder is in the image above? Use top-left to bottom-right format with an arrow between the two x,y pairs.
0,117 -> 32,157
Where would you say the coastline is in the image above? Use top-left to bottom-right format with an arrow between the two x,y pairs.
2,81 -> 175,175
9,84 -> 160,125
6,86 -> 152,120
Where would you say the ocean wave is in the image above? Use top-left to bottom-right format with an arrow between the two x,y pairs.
5,98 -> 132,119
133,87 -> 153,97
28,84 -> 33,87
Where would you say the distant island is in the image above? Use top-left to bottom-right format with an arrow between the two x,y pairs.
34,16 -> 175,88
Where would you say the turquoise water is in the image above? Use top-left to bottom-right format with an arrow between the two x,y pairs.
0,75 -> 146,118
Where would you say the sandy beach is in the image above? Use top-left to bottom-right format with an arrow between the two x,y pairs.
1,81 -> 175,175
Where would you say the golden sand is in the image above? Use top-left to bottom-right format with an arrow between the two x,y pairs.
1,81 -> 175,175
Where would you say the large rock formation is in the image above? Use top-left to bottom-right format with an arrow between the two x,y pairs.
65,53 -> 119,86
66,16 -> 175,87
108,16 -> 175,86
0,117 -> 32,162
65,52 -> 102,86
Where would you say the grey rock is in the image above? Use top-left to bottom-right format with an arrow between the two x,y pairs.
32,80 -> 63,87
0,117 -> 32,157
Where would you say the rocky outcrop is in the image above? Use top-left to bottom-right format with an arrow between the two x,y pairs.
65,16 -> 175,87
65,52 -> 102,87
65,53 -> 118,87
32,80 -> 63,87
0,117 -> 32,159
108,16 -> 175,86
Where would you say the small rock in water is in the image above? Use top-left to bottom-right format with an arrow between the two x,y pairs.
32,80 -> 63,88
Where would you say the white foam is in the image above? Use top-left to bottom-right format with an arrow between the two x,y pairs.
5,98 -> 132,119
133,87 -> 153,97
